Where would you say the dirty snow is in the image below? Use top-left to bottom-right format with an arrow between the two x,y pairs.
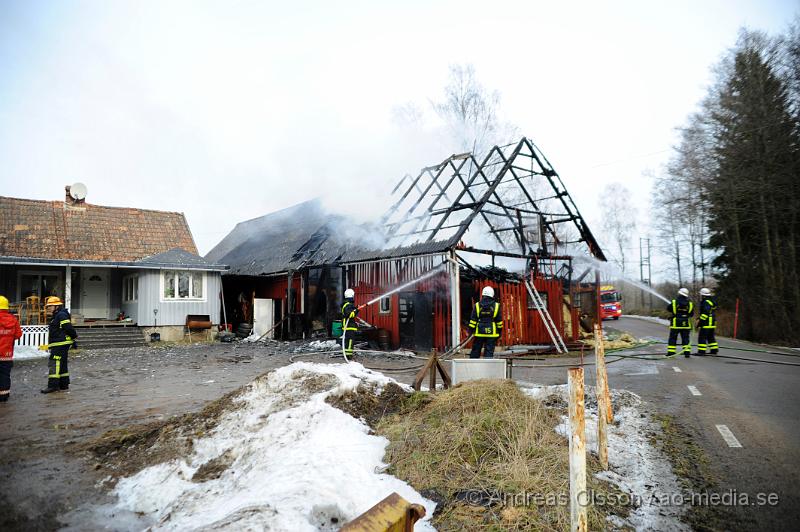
624,314 -> 670,326
105,362 -> 436,531
306,339 -> 341,351
11,345 -> 48,360
520,384 -> 689,531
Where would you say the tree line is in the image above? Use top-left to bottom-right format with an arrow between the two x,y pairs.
652,21 -> 800,343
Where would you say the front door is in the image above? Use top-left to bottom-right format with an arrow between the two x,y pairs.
253,298 -> 275,339
81,269 -> 110,319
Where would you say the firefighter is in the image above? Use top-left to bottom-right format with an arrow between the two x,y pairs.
40,296 -> 78,393
696,287 -> 718,355
468,286 -> 503,358
666,288 -> 694,358
341,288 -> 359,357
0,295 -> 23,402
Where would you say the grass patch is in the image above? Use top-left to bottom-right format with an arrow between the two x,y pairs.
377,379 -> 630,531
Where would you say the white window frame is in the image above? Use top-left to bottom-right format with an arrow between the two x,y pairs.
379,296 -> 391,314
160,270 -> 207,302
123,274 -> 139,303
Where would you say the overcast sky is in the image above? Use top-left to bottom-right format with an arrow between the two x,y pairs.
0,0 -> 796,274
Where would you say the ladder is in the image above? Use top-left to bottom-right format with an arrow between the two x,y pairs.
525,279 -> 568,353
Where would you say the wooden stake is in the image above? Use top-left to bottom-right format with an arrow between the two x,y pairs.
413,349 -> 452,392
568,367 -> 588,532
594,325 -> 609,470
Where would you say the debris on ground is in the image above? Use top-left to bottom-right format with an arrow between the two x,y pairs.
581,331 -> 643,351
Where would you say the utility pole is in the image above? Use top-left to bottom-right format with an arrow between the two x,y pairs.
639,237 -> 652,310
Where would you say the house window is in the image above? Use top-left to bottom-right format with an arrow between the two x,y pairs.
123,275 -> 139,302
527,290 -> 548,311
162,270 -> 205,301
379,296 -> 391,314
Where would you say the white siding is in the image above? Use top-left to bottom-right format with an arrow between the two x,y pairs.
136,270 -> 221,326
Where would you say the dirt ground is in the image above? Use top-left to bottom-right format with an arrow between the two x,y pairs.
0,341 -> 422,531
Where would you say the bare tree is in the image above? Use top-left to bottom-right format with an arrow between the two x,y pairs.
432,63 -> 518,155
598,183 -> 637,276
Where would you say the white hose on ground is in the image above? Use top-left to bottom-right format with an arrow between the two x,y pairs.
341,317 -> 350,363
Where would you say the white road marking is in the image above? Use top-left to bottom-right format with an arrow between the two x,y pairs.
716,424 -> 743,448
673,367 -> 682,373
624,365 -> 659,376
687,385 -> 702,396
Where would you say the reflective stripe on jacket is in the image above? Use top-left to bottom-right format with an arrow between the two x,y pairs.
341,300 -> 358,331
48,307 -> 78,347
667,297 -> 694,330
699,297 -> 716,329
469,297 -> 503,338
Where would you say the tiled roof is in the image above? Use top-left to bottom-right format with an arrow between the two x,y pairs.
0,196 -> 198,262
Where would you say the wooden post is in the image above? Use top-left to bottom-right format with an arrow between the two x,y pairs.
568,367 -> 588,532
594,325 -> 609,470
429,349 -> 437,391
413,349 -> 452,392
594,325 -> 613,423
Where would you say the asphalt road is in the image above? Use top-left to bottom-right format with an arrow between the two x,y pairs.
511,316 -> 800,531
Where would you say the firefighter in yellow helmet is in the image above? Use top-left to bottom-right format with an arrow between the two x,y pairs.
468,286 -> 503,358
41,296 -> 78,393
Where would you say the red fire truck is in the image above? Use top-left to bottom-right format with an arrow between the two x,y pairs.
600,285 -> 622,320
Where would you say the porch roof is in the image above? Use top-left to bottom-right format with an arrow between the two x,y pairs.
0,247 -> 228,271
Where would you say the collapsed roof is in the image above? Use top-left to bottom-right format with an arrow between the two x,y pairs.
207,137 -> 605,276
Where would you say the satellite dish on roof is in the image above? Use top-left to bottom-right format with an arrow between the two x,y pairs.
70,182 -> 87,200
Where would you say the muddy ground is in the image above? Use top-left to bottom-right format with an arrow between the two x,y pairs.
0,341 -> 422,531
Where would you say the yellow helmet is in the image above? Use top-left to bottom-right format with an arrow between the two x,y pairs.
0,295 -> 8,310
45,296 -> 63,307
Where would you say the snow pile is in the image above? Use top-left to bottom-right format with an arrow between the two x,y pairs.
306,339 -> 341,351
111,362 -> 436,531
520,384 -> 688,531
238,331 -> 263,343
11,345 -> 48,360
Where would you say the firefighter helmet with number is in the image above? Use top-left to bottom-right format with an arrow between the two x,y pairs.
481,286 -> 495,298
344,288 -> 355,299
45,296 -> 63,306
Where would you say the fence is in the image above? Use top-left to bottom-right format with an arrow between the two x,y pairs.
14,325 -> 49,347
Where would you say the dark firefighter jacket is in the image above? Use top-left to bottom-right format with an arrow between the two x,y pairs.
469,296 -> 503,338
666,296 -> 694,330
48,307 -> 78,348
699,297 -> 717,329
341,299 -> 359,331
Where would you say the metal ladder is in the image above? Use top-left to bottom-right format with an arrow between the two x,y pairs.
525,280 -> 568,353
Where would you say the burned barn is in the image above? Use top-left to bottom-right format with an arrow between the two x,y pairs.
206,138 -> 606,352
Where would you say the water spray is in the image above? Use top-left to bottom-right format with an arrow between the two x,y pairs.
357,263 -> 448,310
573,255 -> 671,304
